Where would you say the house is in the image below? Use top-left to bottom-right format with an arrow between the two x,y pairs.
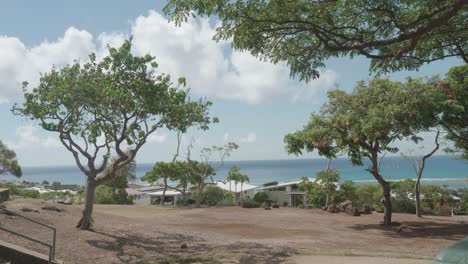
215,180 -> 257,201
147,189 -> 192,205
257,178 -> 313,207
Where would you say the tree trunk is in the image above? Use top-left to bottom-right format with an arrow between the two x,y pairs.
240,183 -> 243,202
370,151 -> 392,226
234,183 -> 237,204
381,180 -> 392,226
160,177 -> 168,205
196,183 -> 205,207
415,176 -> 422,217
76,179 -> 96,230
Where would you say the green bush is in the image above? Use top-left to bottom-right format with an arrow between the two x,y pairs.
191,186 -> 225,206
335,180 -> 357,204
17,189 -> 40,199
95,186 -> 115,204
355,184 -> 382,208
253,191 -> 269,204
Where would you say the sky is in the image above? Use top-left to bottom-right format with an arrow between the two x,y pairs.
0,0 -> 463,167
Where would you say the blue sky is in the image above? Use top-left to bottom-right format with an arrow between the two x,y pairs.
0,0 -> 463,166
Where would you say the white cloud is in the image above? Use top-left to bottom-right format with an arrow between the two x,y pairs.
147,132 -> 167,144
0,27 -> 95,102
6,125 -> 61,150
240,132 -> 257,144
223,132 -> 230,142
0,10 -> 336,105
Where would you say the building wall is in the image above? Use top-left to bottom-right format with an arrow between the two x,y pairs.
264,191 -> 291,206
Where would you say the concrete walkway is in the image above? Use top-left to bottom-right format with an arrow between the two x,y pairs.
292,255 -> 430,264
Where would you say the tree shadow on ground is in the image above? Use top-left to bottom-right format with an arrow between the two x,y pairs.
350,221 -> 468,241
86,230 -> 296,264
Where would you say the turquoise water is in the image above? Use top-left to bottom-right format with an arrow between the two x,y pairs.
2,156 -> 467,189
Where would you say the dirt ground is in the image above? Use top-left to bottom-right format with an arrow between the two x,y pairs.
1,198 -> 467,264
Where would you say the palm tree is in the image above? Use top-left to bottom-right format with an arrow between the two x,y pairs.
239,175 -> 250,202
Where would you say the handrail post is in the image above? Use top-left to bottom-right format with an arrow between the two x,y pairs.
52,228 -> 56,260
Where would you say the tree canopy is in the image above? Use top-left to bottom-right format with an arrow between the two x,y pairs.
284,77 -> 446,225
12,40 -> 216,229
439,65 -> 468,159
165,0 -> 467,81
0,141 -> 21,177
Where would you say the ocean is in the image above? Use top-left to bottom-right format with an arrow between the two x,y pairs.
2,156 -> 467,189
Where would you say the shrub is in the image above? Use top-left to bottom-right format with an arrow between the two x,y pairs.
17,189 -> 40,199
95,186 -> 115,204
355,184 -> 382,208
191,186 -> 226,206
335,180 -> 357,204
253,191 -> 269,204
242,198 -> 261,208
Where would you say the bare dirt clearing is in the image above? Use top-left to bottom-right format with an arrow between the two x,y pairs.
1,198 -> 466,263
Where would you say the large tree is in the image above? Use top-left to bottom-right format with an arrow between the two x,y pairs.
142,161 -> 195,206
188,142 -> 238,207
165,0 -> 467,81
285,78 -> 440,226
13,40 -> 215,230
438,65 -> 468,159
0,141 -> 21,177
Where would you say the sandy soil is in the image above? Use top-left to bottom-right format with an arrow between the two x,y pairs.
1,198 -> 467,263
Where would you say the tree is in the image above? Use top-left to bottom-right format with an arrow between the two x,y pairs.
285,78 -> 438,225
239,174 -> 250,202
41,180 -> 50,186
142,161 -> 194,206
226,166 -> 248,203
100,151 -> 137,205
12,40 -> 215,230
165,0 -> 467,81
0,141 -> 21,177
315,168 -> 340,207
51,181 -> 62,191
438,65 -> 468,159
188,142 -> 238,207
402,130 -> 440,217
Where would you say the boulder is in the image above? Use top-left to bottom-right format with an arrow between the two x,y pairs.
346,207 -> 360,216
337,200 -> 353,212
327,205 -> 339,213
272,204 -> 280,209
264,207 -> 272,210
376,208 -> 384,213
321,205 -> 328,211
358,206 -> 371,215
41,206 -> 64,212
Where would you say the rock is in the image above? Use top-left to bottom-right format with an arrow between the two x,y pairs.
358,206 -> 371,215
264,207 -> 272,210
21,207 -> 34,212
272,204 -> 280,209
321,205 -> 328,211
376,208 -> 384,213
337,200 -> 353,212
391,221 -> 402,226
327,205 -> 339,213
41,206 -> 64,212
346,207 -> 360,216
180,243 -> 188,249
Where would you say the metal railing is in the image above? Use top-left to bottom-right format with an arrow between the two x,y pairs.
0,207 -> 56,264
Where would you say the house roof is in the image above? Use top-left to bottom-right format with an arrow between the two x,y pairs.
258,178 -> 314,190
147,189 -> 189,196
215,181 -> 257,192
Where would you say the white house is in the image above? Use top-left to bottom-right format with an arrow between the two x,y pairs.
147,189 -> 192,205
257,178 -> 313,207
216,180 -> 257,200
